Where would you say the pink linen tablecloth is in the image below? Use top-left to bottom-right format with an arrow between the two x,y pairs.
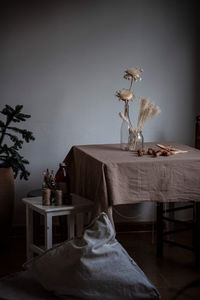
64,142 -> 200,218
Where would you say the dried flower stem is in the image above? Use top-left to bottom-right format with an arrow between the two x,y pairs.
119,112 -> 134,133
129,78 -> 133,91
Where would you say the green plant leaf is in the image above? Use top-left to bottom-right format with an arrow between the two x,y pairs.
8,127 -> 35,142
15,105 -> 23,113
13,113 -> 31,122
0,104 -> 35,180
1,105 -> 14,116
0,120 -> 5,127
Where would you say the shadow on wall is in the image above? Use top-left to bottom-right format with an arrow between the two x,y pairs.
0,0 -> 198,225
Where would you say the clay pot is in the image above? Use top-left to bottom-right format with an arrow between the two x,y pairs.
0,167 -> 14,244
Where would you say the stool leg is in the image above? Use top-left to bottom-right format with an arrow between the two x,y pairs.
26,205 -> 33,260
76,213 -> 84,237
157,202 -> 163,257
33,211 -> 40,245
59,216 -> 68,241
68,214 -> 75,240
44,214 -> 52,250
194,202 -> 200,268
87,212 -> 92,224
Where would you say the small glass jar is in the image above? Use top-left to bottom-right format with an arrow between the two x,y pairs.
129,131 -> 144,151
135,131 -> 144,151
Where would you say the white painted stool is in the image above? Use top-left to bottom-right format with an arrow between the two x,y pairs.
22,194 -> 94,260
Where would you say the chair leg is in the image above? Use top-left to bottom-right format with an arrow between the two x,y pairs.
168,203 -> 175,239
194,202 -> 200,268
157,202 -> 163,257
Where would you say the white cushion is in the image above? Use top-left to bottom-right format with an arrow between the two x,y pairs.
27,213 -> 160,300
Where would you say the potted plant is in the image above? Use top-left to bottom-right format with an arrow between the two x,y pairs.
0,104 -> 35,244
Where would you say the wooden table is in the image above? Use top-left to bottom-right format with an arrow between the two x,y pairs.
64,142 -> 200,266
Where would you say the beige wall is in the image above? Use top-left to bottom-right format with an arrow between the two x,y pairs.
0,0 -> 198,224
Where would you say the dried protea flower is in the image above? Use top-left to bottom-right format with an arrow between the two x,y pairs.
116,89 -> 135,102
124,67 -> 143,81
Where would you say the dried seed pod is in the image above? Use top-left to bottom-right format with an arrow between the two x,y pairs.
137,149 -> 144,157
168,151 -> 174,155
162,150 -> 171,156
155,150 -> 162,157
142,150 -> 147,155
152,149 -> 157,156
148,148 -> 153,155
162,151 -> 167,156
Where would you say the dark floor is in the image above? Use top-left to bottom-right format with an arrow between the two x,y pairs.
0,231 -> 200,300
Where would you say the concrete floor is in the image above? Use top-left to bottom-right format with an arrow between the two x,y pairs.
0,230 -> 200,299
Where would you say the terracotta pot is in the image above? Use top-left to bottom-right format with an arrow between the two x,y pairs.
0,167 -> 14,244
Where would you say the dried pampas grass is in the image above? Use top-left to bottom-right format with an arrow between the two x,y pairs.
129,98 -> 161,150
136,98 -> 161,132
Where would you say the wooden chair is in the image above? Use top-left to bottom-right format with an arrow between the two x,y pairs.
156,116 -> 200,268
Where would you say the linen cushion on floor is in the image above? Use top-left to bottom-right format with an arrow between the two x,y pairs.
27,213 -> 160,300
0,271 -> 58,300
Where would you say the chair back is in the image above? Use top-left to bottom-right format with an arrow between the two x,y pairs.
196,116 -> 200,149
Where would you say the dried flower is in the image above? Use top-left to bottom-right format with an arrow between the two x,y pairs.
136,99 -> 161,132
124,67 -> 143,81
116,89 -> 135,102
116,67 -> 161,151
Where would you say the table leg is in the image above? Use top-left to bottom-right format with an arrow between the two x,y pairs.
68,214 -> 75,240
194,202 -> 200,268
87,212 -> 92,225
108,206 -> 115,231
44,214 -> 52,250
76,213 -> 84,238
157,202 -> 163,257
26,205 -> 33,260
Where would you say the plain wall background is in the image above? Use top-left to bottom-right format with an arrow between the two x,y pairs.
0,0 -> 198,225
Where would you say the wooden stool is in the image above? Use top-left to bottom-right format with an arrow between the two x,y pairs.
22,194 -> 94,260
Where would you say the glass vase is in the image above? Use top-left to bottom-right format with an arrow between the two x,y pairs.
120,101 -> 133,151
129,131 -> 144,151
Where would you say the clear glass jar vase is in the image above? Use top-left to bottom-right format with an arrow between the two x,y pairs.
129,130 -> 144,151
120,101 -> 133,151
